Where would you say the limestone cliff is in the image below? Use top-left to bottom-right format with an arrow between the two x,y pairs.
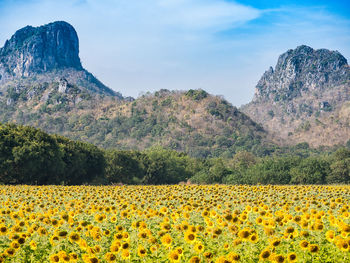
242,45 -> 350,147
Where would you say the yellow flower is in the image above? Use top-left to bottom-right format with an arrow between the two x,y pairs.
299,240 -> 309,250
69,253 -> 78,262
287,252 -> 297,262
203,251 -> 213,260
194,242 -> 205,253
161,233 -> 172,247
308,244 -> 319,253
189,256 -> 201,263
259,249 -> 271,261
29,240 -> 37,250
49,254 -> 60,263
184,231 -> 196,243
121,249 -> 130,259
105,252 -> 117,262
238,228 -> 250,240
249,233 -> 259,243
137,245 -> 147,257
0,225 -> 8,235
273,254 -> 285,263
169,250 -> 180,262
150,245 -> 158,253
227,252 -> 240,261
69,232 -> 80,243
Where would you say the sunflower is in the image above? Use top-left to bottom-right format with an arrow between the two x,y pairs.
69,232 -> 80,243
150,245 -> 158,253
138,230 -> 149,239
189,256 -> 201,263
203,251 -> 213,259
79,239 -> 88,250
59,251 -> 70,262
287,252 -> 297,262
121,249 -> 130,260
10,241 -> 20,249
137,245 -> 147,258
194,242 -> 205,253
0,225 -> 8,235
249,233 -> 259,243
50,235 -> 59,245
227,252 -> 240,261
308,244 -> 319,253
184,231 -> 196,243
270,238 -> 281,247
259,249 -> 271,261
326,230 -> 335,242
161,233 -> 172,247
29,240 -> 37,250
105,252 -> 117,262
87,256 -> 99,263
169,250 -> 180,262
176,247 -> 183,255
70,253 -> 78,262
273,254 -> 285,263
4,247 -> 16,257
299,240 -> 309,250
238,228 -> 250,240
121,242 -> 130,250
38,227 -> 48,236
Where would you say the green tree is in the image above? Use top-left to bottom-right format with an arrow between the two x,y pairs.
55,136 -> 106,185
105,150 -> 144,184
0,124 -> 64,184
290,157 -> 330,184
247,156 -> 300,184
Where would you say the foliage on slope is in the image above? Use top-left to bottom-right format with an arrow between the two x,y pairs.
0,88 -> 275,158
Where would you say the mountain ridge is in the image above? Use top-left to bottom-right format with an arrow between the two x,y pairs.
0,21 -> 275,157
1,22 -> 349,156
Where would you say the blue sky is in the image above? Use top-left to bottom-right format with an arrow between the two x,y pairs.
0,0 -> 349,106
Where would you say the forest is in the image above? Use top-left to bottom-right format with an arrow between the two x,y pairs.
0,122 -> 349,185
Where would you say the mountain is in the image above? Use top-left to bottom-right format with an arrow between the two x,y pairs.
0,22 -> 273,158
0,21 -> 121,97
241,45 -> 350,147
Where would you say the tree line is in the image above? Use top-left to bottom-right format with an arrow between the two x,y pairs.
0,123 -> 349,185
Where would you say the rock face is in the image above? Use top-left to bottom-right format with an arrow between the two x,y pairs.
0,21 -> 120,97
242,45 -> 350,147
253,45 -> 349,101
0,21 -> 82,81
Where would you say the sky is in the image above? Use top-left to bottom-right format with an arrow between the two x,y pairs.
0,0 -> 349,106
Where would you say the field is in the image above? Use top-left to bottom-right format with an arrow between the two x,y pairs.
0,185 -> 349,263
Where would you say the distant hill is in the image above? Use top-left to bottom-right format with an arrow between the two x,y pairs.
0,21 -> 274,157
241,45 -> 350,147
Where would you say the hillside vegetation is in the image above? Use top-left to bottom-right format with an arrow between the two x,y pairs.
0,87 -> 275,158
1,122 -> 349,185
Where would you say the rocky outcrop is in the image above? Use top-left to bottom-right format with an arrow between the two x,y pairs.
253,45 -> 349,102
0,21 -> 120,97
0,21 -> 81,80
242,45 -> 350,147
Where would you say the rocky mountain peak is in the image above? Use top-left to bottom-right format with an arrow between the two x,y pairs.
254,45 -> 349,102
242,45 -> 350,147
0,21 -> 82,81
0,21 -> 121,97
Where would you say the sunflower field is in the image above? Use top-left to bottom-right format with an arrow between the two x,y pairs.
0,185 -> 349,263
